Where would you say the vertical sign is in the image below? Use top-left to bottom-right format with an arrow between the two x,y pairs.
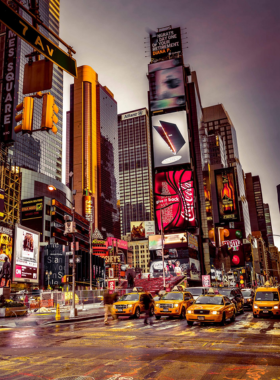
0,189 -> 5,220
1,29 -> 17,143
83,195 -> 94,222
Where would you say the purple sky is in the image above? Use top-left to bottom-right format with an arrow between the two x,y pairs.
60,0 -> 280,249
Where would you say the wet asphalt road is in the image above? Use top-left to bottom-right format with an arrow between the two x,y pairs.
1,310 -> 280,380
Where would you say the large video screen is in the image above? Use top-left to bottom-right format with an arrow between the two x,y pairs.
0,226 -> 13,286
152,111 -> 189,168
149,58 -> 185,112
154,170 -> 197,233
215,168 -> 239,223
13,224 -> 40,283
150,27 -> 182,61
149,248 -> 201,280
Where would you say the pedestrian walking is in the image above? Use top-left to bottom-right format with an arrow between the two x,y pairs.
103,290 -> 117,325
143,290 -> 153,325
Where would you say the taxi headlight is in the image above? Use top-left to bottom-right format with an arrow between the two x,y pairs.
273,306 -> 279,309
174,303 -> 179,308
247,298 -> 252,302
113,305 -> 117,309
254,305 -> 258,309
187,310 -> 192,314
156,304 -> 160,307
127,304 -> 133,308
211,311 -> 220,315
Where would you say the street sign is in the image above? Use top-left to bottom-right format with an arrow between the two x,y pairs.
0,1 -> 77,77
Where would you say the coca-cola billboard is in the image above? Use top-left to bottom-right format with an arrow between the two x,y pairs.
154,170 -> 197,232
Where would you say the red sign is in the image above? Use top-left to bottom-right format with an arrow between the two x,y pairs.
202,275 -> 211,287
108,280 -> 115,291
154,170 -> 196,232
107,237 -> 128,250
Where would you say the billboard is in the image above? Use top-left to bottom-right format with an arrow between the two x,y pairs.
148,235 -> 163,251
203,175 -> 212,221
215,168 -> 239,223
150,27 -> 182,61
13,224 -> 40,283
0,189 -> 4,220
21,197 -> 44,221
44,244 -> 65,287
154,169 -> 196,232
83,195 -> 94,222
0,226 -> 13,287
149,247 -> 201,280
221,228 -> 245,267
152,111 -> 189,168
149,58 -> 185,112
107,237 -> 128,250
131,221 -> 155,240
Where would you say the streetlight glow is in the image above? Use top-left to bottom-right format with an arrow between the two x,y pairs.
48,185 -> 56,191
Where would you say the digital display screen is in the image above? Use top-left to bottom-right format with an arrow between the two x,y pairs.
154,170 -> 196,232
150,27 -> 182,61
152,111 -> 189,168
215,168 -> 239,223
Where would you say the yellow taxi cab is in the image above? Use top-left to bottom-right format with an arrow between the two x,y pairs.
112,288 -> 154,319
253,283 -> 280,318
186,289 -> 236,326
154,286 -> 194,320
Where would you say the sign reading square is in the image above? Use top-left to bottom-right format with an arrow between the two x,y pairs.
152,111 -> 189,168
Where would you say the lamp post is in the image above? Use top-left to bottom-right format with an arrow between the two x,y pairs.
47,173 -> 77,318
45,270 -> 52,289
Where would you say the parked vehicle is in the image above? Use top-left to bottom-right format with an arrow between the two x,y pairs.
218,288 -> 244,314
241,289 -> 255,310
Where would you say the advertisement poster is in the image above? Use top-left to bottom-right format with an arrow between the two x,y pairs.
0,227 -> 13,287
215,168 -> 239,223
221,229 -> 244,267
154,169 -> 196,232
148,235 -> 163,251
44,244 -> 65,287
21,197 -> 43,221
202,275 -> 211,287
0,189 -> 4,220
189,258 -> 201,280
187,232 -> 198,251
108,280 -> 115,291
152,111 -> 189,168
13,224 -> 40,283
149,58 -> 185,112
150,27 -> 182,61
203,175 -> 212,221
131,221 -> 155,240
107,237 -> 128,250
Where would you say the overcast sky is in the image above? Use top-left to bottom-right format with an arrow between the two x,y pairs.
60,0 -> 280,249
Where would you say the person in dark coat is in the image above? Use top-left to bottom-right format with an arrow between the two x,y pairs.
143,290 -> 153,325
0,257 -> 11,287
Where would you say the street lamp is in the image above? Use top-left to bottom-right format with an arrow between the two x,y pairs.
45,270 -> 52,289
48,175 -> 77,318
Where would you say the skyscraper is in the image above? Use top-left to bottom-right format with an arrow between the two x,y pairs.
68,65 -> 119,238
0,0 -> 63,181
263,203 -> 274,247
118,108 -> 154,236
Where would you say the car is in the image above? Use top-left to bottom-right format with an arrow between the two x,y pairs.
186,293 -> 236,326
241,289 -> 255,310
187,287 -> 211,300
217,288 -> 244,314
154,289 -> 194,319
112,290 -> 154,319
253,284 -> 280,318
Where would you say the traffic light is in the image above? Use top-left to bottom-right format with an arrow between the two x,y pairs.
14,97 -> 34,134
41,94 -> 59,134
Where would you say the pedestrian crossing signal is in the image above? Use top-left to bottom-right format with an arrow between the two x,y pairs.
14,97 -> 34,134
41,94 -> 59,134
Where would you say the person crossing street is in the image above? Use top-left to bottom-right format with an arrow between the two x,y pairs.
143,290 -> 153,325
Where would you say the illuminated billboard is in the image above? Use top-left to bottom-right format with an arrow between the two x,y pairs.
131,221 -> 155,240
150,27 -> 182,61
152,111 -> 189,168
221,229 -> 245,267
154,170 -> 196,233
0,226 -> 13,287
13,224 -> 40,283
215,168 -> 239,223
149,58 -> 185,112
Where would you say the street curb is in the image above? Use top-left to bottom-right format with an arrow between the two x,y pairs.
44,314 -> 104,325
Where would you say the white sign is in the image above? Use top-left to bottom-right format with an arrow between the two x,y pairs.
164,233 -> 187,244
108,268 -> 114,278
121,109 -> 146,121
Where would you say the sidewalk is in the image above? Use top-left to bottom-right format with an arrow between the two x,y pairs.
0,303 -> 104,328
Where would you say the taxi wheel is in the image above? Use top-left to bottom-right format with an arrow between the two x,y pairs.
134,307 -> 140,319
220,313 -> 226,326
187,321 -> 194,326
240,307 -> 244,314
230,311 -> 236,322
180,307 -> 186,319
253,314 -> 258,318
155,316 -> 161,320
150,306 -> 154,316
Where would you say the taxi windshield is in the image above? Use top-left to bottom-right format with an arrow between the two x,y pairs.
196,296 -> 224,305
218,289 -> 232,296
255,292 -> 279,301
242,290 -> 252,297
119,294 -> 139,301
188,288 -> 204,296
162,293 -> 183,301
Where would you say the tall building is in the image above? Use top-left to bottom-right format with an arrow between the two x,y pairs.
68,65 -> 119,238
1,0 -> 63,181
199,128 -> 228,169
264,203 -> 274,247
201,104 -> 251,238
118,108 -> 154,236
277,184 -> 280,213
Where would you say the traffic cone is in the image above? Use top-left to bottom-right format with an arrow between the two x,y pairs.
55,303 -> 61,321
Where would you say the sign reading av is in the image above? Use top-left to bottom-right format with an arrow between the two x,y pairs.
0,1 -> 77,77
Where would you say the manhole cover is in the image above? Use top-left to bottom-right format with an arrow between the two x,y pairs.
54,377 -> 94,380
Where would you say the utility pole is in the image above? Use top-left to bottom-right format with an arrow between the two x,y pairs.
69,172 -> 76,318
89,220 -> 92,290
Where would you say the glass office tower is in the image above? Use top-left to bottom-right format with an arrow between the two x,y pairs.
118,108 -> 154,236
6,0 -> 63,181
